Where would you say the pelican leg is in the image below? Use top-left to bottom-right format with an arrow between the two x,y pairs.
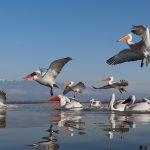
140,59 -> 144,68
146,60 -> 149,67
119,89 -> 123,93
73,92 -> 75,98
50,87 -> 53,96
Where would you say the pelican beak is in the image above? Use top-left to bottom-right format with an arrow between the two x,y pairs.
122,97 -> 131,104
64,82 -> 71,87
101,77 -> 111,82
48,96 -> 60,102
117,34 -> 130,42
22,72 -> 36,79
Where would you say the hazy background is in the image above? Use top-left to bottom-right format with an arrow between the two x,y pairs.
0,0 -> 150,101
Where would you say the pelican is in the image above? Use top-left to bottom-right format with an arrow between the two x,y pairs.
127,98 -> 150,112
23,57 -> 72,96
63,81 -> 86,98
90,99 -> 101,107
48,95 -> 83,110
92,76 -> 128,93
107,25 -> 150,67
0,91 -> 7,108
108,93 -> 135,111
27,124 -> 59,150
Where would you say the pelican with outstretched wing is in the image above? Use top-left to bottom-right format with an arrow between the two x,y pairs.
107,25 -> 150,67
92,76 -> 128,93
23,57 -> 72,96
63,81 -> 86,98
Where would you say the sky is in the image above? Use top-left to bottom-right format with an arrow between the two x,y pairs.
0,0 -> 150,94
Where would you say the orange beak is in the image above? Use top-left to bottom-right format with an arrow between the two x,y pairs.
64,82 -> 71,87
117,34 -> 130,42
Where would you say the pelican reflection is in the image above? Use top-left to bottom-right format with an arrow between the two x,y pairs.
26,124 -> 59,150
51,110 -> 85,137
0,109 -> 6,128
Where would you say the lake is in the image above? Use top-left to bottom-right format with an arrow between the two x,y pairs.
0,103 -> 150,150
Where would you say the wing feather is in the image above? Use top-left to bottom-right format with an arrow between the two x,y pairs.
92,85 -> 112,89
43,57 -> 72,81
106,49 -> 142,65
63,82 -> 86,95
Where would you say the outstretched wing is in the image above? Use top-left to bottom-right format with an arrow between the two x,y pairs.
63,82 -> 86,95
43,57 -> 72,81
106,49 -> 142,65
92,84 -> 112,89
72,82 -> 86,92
119,80 -> 128,86
63,86 -> 72,95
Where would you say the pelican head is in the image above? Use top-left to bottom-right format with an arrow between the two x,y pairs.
64,81 -> 74,87
23,72 -> 38,80
102,76 -> 114,84
48,95 -> 70,107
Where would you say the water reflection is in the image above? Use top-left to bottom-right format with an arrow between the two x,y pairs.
27,124 -> 59,150
0,109 -> 6,128
102,112 -> 135,139
139,145 -> 150,150
51,110 -> 85,137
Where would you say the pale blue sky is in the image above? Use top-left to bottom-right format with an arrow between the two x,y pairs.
0,0 -> 150,93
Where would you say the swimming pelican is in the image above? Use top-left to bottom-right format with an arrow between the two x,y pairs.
90,99 -> 101,107
92,76 -> 128,93
108,93 -> 135,111
127,98 -> 150,111
0,91 -> 7,108
23,57 -> 72,96
63,81 -> 86,98
48,95 -> 83,110
107,25 -> 150,67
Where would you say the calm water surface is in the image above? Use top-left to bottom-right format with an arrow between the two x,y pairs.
0,103 -> 150,150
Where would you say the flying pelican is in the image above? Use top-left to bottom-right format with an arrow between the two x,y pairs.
48,95 -> 83,110
92,76 -> 128,93
63,81 -> 86,98
23,57 -> 72,96
108,93 -> 135,111
107,25 -> 150,67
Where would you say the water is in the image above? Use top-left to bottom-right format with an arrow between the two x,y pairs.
0,103 -> 150,150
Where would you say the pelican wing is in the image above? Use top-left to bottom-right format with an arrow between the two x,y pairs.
72,82 -> 86,91
92,84 -> 113,89
63,82 -> 86,95
43,57 -> 72,81
63,86 -> 72,95
118,80 -> 128,86
106,49 -> 142,65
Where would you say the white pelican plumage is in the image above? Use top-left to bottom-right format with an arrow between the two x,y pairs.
127,98 -> 150,112
107,25 -> 150,67
90,99 -> 101,107
92,76 -> 128,93
48,95 -> 83,110
108,93 -> 135,111
23,57 -> 72,96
